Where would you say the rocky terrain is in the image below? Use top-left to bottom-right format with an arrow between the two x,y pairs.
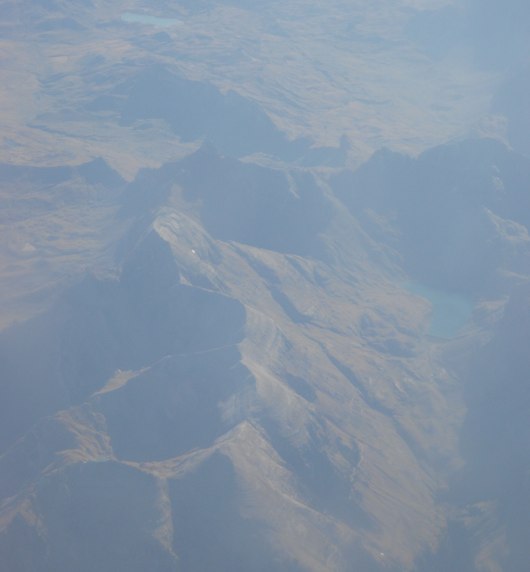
1,1 -> 529,571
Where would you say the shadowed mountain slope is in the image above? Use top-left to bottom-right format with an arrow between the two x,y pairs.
330,138 -> 530,295
0,146 -> 465,571
1,139 -> 529,571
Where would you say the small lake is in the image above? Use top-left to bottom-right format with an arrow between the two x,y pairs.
121,12 -> 182,28
405,282 -> 473,339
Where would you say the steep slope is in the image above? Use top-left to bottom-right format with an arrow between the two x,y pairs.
454,283 -> 530,572
332,137 -> 530,570
2,1 -> 529,570
0,146 -> 469,571
330,138 -> 530,295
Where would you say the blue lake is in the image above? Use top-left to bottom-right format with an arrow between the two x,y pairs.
405,282 -> 473,339
121,12 -> 182,28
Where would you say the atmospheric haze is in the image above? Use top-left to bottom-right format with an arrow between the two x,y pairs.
0,1 -> 529,571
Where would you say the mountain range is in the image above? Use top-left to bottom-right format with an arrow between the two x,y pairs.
1,1 -> 529,571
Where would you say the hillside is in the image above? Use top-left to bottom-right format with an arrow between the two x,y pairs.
1,1 -> 529,571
